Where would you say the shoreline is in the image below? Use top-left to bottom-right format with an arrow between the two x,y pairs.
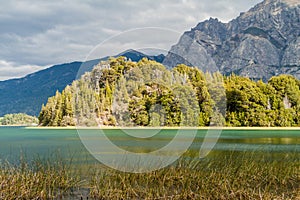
0,125 -> 30,127
24,126 -> 300,130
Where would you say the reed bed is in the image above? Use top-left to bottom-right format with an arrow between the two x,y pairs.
0,151 -> 299,199
0,157 -> 81,199
89,152 -> 300,199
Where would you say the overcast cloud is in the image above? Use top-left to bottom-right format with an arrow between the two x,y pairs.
0,0 -> 262,80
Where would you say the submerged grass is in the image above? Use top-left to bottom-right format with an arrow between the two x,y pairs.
89,152 -> 300,199
0,156 -> 82,199
0,151 -> 299,199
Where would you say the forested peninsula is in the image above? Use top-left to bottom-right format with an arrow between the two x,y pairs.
38,57 -> 300,127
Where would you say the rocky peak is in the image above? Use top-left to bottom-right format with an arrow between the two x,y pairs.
192,18 -> 227,44
266,0 -> 300,7
163,0 -> 300,81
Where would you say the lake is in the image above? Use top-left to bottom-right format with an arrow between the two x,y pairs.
0,127 -> 299,168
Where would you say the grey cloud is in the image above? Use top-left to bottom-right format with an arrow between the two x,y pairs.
0,0 -> 262,80
86,28 -> 182,60
0,60 -> 48,81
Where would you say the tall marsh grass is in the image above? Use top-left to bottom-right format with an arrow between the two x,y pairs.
0,156 -> 81,199
0,151 -> 299,199
89,152 -> 300,199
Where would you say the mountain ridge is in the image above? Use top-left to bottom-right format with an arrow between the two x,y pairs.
163,0 -> 300,81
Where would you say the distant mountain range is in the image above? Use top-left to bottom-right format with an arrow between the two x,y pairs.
0,50 -> 165,116
163,0 -> 300,81
2,0 -> 300,116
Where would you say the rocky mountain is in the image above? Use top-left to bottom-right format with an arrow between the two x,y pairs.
0,50 -> 165,116
163,0 -> 300,81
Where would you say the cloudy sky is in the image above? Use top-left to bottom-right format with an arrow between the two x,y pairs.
0,0 -> 262,80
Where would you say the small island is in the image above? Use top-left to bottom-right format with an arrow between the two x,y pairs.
0,113 -> 38,126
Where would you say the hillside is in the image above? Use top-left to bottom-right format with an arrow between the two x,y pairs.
0,61 -> 95,117
0,50 -> 164,116
163,0 -> 300,81
39,57 -> 300,127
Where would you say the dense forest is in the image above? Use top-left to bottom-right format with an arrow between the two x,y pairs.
38,57 -> 300,127
0,113 -> 38,126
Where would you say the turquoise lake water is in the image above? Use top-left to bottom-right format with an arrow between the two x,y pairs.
0,127 -> 299,165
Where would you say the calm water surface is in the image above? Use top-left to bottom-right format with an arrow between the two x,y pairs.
0,127 -> 299,164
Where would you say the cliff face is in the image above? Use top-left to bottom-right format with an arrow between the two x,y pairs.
163,0 -> 300,81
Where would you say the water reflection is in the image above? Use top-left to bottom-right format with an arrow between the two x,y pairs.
0,127 -> 299,164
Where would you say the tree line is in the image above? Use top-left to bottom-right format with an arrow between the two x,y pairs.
38,57 -> 300,127
0,113 -> 38,125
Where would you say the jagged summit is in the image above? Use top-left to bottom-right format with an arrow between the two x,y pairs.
163,0 -> 300,81
244,0 -> 300,17
265,0 -> 300,7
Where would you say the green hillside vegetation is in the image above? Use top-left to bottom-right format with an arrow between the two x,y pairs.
38,57 -> 300,127
0,113 -> 38,125
0,50 -> 164,117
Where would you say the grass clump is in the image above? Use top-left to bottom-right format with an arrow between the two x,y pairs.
0,158 -> 81,200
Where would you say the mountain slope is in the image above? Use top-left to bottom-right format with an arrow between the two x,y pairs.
0,62 -> 84,116
0,50 -> 165,116
163,0 -> 300,81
